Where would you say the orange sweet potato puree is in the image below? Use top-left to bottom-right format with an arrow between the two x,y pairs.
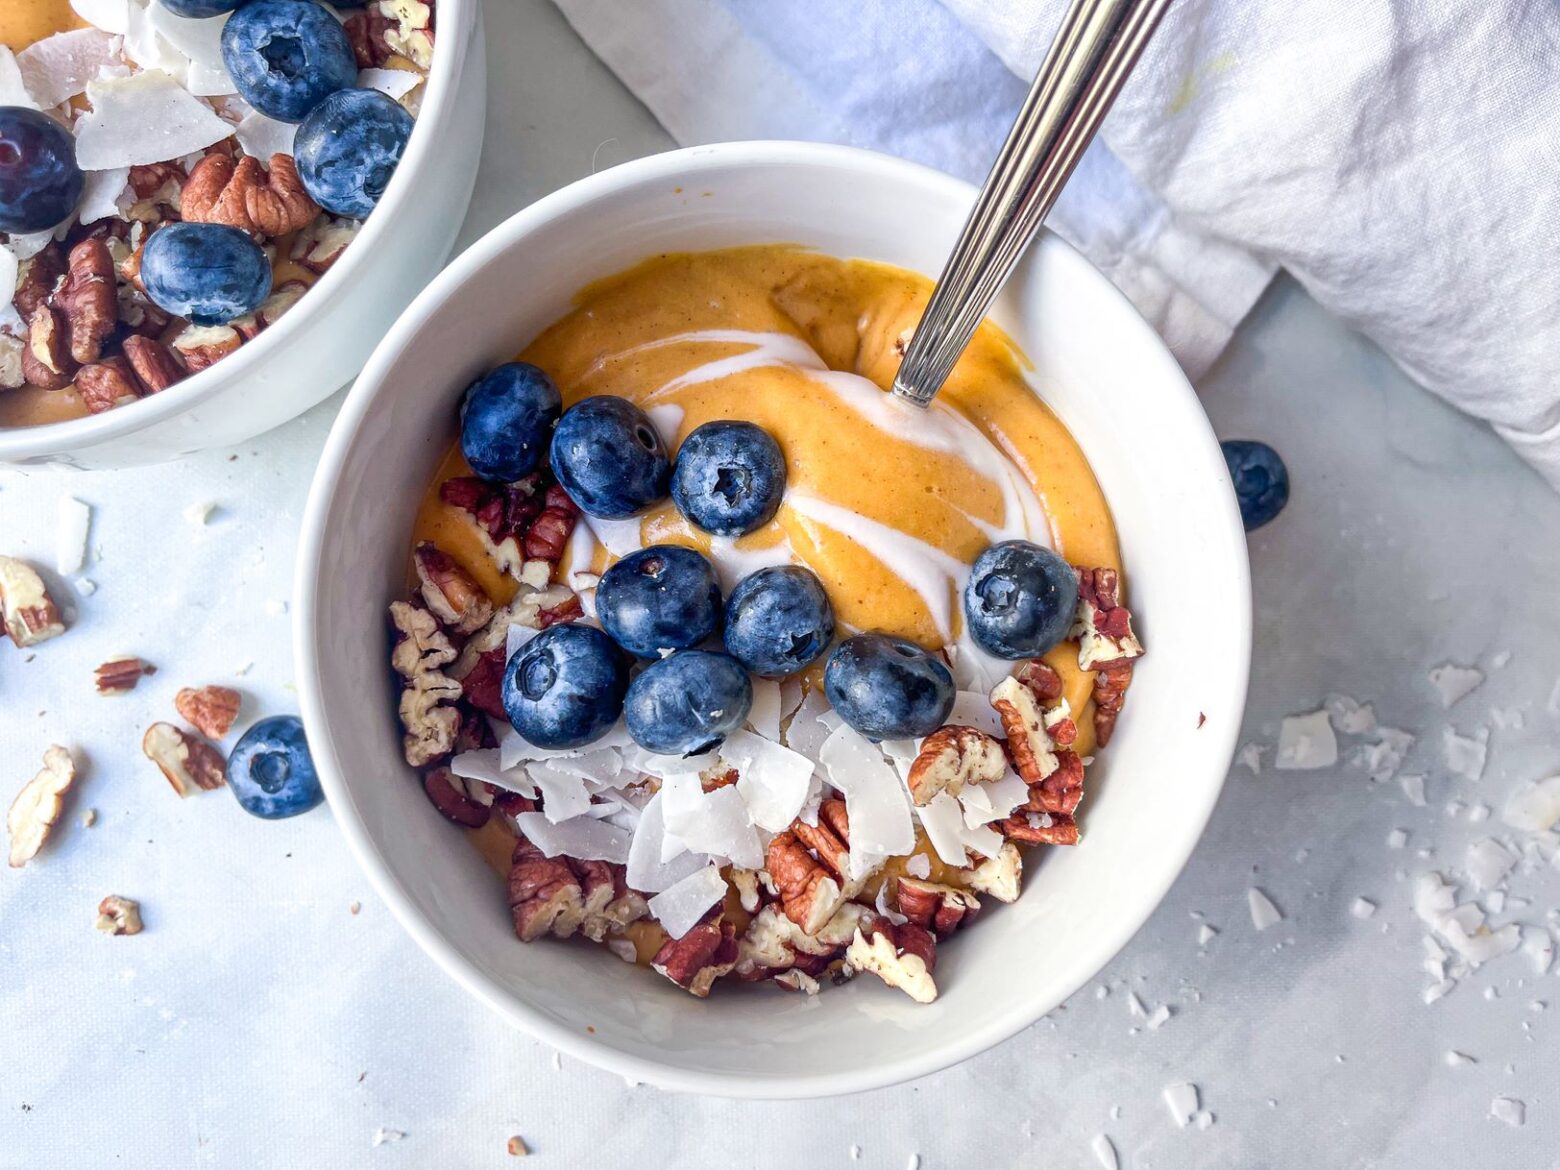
0,0 -> 80,50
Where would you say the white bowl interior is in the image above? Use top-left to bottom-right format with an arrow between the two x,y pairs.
298,143 -> 1250,1098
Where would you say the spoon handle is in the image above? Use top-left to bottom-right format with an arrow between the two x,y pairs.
891,0 -> 1174,408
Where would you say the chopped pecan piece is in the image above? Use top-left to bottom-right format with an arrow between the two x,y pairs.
1016,659 -> 1064,702
380,0 -> 434,68
905,724 -> 1007,806
508,837 -> 586,941
1071,566 -> 1144,670
122,334 -> 187,393
142,723 -> 227,796
523,485 -> 579,562
128,161 -> 186,206
1017,748 -> 1084,816
1000,810 -> 1079,846
170,324 -> 242,373
95,894 -> 143,936
389,599 -> 457,676
76,357 -> 143,413
652,914 -> 740,997
1092,661 -> 1133,747
23,303 -> 75,388
422,766 -> 492,828
0,334 -> 23,390
399,670 -> 462,767
0,557 -> 66,648
55,238 -> 117,364
174,685 -> 241,739
7,745 -> 76,868
895,878 -> 982,935
990,675 -> 1059,784
414,542 -> 494,635
232,280 -> 307,341
845,920 -> 938,1003
290,215 -> 359,274
95,657 -> 154,695
766,828 -> 846,933
536,594 -> 582,628
965,841 -> 1023,902
457,646 -> 508,720
13,244 -> 65,319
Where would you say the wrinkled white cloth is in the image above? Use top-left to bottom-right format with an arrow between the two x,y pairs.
553,0 -> 1560,489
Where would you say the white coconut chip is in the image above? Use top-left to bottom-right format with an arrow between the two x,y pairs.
873,881 -> 907,926
77,165 -> 131,224
526,763 -> 595,824
73,0 -> 132,34
1146,1004 -> 1172,1030
903,853 -> 931,880
1442,727 -> 1489,783
958,769 -> 1028,828
498,720 -> 632,770
359,66 -> 422,101
1126,990 -> 1147,1018
1324,693 -> 1377,734
1089,1135 -> 1118,1170
1443,1050 -> 1476,1067
915,791 -> 1002,868
74,70 -> 232,170
945,689 -> 1005,738
646,864 -> 727,939
1162,1083 -> 1199,1128
1235,742 -> 1265,774
18,29 -> 122,109
782,684 -> 833,759
1387,828 -> 1409,849
659,772 -> 763,869
1429,662 -> 1484,708
511,812 -> 630,864
449,748 -> 537,797
0,49 -> 39,110
1466,838 -> 1517,891
1350,897 -> 1377,920
1346,727 -> 1415,783
820,723 -> 914,876
1247,887 -> 1283,930
145,4 -> 233,96
1519,927 -> 1554,975
744,678 -> 782,741
619,744 -> 711,783
234,110 -> 297,161
1489,1097 -> 1525,1127
1502,776 -> 1560,833
1412,871 -> 1521,966
1197,923 -> 1218,945
725,728 -> 812,833
1274,710 -> 1337,770
625,793 -> 710,893
56,496 -> 92,575
370,1127 -> 405,1147
1399,773 -> 1428,807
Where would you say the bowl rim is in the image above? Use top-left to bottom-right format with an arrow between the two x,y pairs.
0,0 -> 476,463
295,139 -> 1252,1099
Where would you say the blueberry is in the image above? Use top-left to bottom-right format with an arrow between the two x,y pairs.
670,420 -> 786,537
1222,439 -> 1290,531
0,108 -> 83,235
459,362 -> 562,482
221,0 -> 356,123
227,715 -> 324,819
502,623 -> 629,750
824,633 -> 955,740
596,545 -> 722,659
140,222 -> 272,326
624,650 -> 752,756
294,88 -> 415,218
962,540 -> 1079,660
549,396 -> 671,519
723,565 -> 834,679
159,0 -> 251,16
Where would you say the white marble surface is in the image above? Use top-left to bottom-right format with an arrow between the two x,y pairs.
3,1 -> 1558,1166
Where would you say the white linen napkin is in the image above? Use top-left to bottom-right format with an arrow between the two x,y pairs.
553,0 -> 1560,489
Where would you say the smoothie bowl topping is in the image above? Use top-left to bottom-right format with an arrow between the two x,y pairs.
0,0 -> 436,428
387,246 -> 1144,1004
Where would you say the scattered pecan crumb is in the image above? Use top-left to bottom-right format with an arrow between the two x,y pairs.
507,1136 -> 530,1157
95,657 -> 154,695
95,895 -> 143,936
350,901 -> 361,916
7,745 -> 76,868
174,685 -> 242,739
141,723 -> 227,796
81,808 -> 97,828
0,557 -> 66,648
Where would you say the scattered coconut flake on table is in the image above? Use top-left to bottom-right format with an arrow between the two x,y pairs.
726,728 -> 812,832
1429,662 -> 1485,708
74,70 -> 233,169
1146,1004 -> 1172,1030
1399,773 -> 1428,807
370,1127 -> 406,1147
1274,710 -> 1337,770
1090,1134 -> 1118,1170
1162,1083 -> 1199,1128
646,864 -> 727,939
1413,871 -> 1521,967
1442,727 -> 1490,783
1519,927 -> 1554,974
1502,776 -> 1560,832
1465,838 -> 1517,891
1235,742 -> 1264,773
234,110 -> 296,162
183,501 -> 216,527
1325,693 -> 1377,734
55,497 -> 91,575
820,722 -> 914,875
1197,923 -> 1218,945
1387,828 -> 1409,849
0,50 -> 39,110
359,66 -> 422,101
1489,1098 -> 1525,1127
1126,991 -> 1147,1018
18,28 -> 122,109
512,812 -> 630,864
1443,1050 -> 1476,1067
1248,887 -> 1283,930
1351,897 -> 1377,919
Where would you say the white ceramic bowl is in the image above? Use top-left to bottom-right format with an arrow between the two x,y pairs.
0,0 -> 487,470
296,142 -> 1252,1098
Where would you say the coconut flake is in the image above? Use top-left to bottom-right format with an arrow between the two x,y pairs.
1248,887 -> 1283,930
526,762 -> 596,824
1235,742 -> 1265,774
1489,1098 -> 1524,1127
55,496 -> 91,575
498,720 -> 632,770
1089,1135 -> 1118,1170
1197,923 -> 1218,946
1519,927 -> 1554,975
820,722 -> 914,875
659,772 -> 763,869
1442,727 -> 1489,783
359,66 -> 422,101
1502,776 -> 1560,832
903,853 -> 931,880
1350,897 -> 1377,920
1399,773 -> 1428,807
745,678 -> 782,741
75,70 -> 232,169
646,864 -> 726,939
945,689 -> 1005,738
782,684 -> 833,760
145,4 -> 233,96
916,792 -> 974,867
512,812 -> 629,863
873,881 -> 908,926
1162,1083 -> 1199,1128
1466,838 -> 1517,891
448,748 -> 536,798
0,49 -> 40,110
1413,871 -> 1521,966
234,110 -> 296,161
1443,1050 -> 1476,1067
1275,710 -> 1337,770
18,29 -> 122,109
625,792 -> 709,893
1429,663 -> 1484,708
725,728 -> 812,833
958,769 -> 1028,827
72,0 -> 132,34
77,165 -> 131,224
1325,693 -> 1377,735
1387,828 -> 1409,849
1146,1004 -> 1172,1030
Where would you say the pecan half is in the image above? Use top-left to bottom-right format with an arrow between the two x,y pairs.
0,557 -> 66,648
508,837 -> 586,941
76,357 -> 143,413
399,668 -> 462,767
423,766 -> 492,828
792,797 -> 851,879
1092,661 -> 1133,748
895,878 -> 982,935
53,238 -> 117,364
122,335 -> 187,394
389,599 -> 458,677
23,303 -> 75,388
845,920 -> 938,1003
652,914 -> 740,998
7,745 -> 76,868
413,542 -> 494,635
905,724 -> 1007,806
13,244 -> 65,319
170,324 -> 242,373
1071,566 -> 1144,670
141,722 -> 227,796
536,594 -> 582,628
767,828 -> 846,933
95,657 -> 154,695
343,7 -> 397,67
174,685 -> 241,739
182,154 -> 320,239
95,894 -> 143,935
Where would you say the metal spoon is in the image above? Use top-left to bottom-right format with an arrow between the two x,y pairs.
891,0 -> 1175,408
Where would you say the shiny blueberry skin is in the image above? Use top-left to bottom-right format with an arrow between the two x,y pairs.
227,715 -> 323,819
0,108 -> 84,234
723,565 -> 834,679
670,420 -> 787,537
459,362 -> 562,482
624,650 -> 752,756
160,0 -> 251,16
221,0 -> 356,122
140,222 -> 272,326
549,396 -> 671,519
294,88 -> 414,218
824,633 -> 955,740
596,545 -> 722,659
502,623 -> 629,750
1222,439 -> 1290,531
963,540 -> 1079,660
